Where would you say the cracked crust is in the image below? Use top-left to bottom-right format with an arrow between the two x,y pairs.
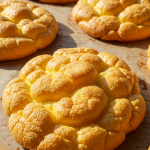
0,0 -> 58,61
39,0 -> 77,3
72,0 -> 150,41
2,47 -> 146,149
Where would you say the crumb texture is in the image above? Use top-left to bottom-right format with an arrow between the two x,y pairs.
0,0 -> 58,61
72,0 -> 150,41
2,48 -> 146,149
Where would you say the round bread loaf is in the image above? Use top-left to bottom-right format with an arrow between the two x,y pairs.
0,0 -> 58,61
39,0 -> 77,4
147,46 -> 150,71
2,48 -> 146,150
72,0 -> 150,41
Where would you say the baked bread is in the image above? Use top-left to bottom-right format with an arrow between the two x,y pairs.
147,46 -> 150,71
39,0 -> 77,4
2,47 -> 146,150
0,0 -> 58,61
72,0 -> 150,41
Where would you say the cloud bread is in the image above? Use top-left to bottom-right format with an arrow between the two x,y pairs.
39,0 -> 77,4
2,47 -> 146,149
147,46 -> 150,71
0,0 -> 58,61
72,0 -> 150,41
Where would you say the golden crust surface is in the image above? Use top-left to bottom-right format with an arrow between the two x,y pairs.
72,0 -> 150,41
2,48 -> 146,150
147,45 -> 150,71
0,0 -> 58,61
39,0 -> 77,4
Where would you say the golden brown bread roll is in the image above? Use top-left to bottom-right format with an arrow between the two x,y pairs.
2,48 -> 146,149
72,0 -> 150,41
0,0 -> 58,61
147,46 -> 150,71
39,0 -> 77,4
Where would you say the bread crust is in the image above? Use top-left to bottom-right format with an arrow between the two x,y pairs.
0,0 -> 58,61
147,46 -> 150,71
72,0 -> 150,41
2,48 -> 146,149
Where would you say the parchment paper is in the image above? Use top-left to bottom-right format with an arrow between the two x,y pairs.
0,0 -> 150,150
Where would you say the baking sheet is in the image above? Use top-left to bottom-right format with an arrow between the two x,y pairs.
0,0 -> 150,149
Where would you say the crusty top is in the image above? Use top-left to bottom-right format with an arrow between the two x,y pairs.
2,48 -> 146,150
72,0 -> 150,41
39,0 -> 77,4
0,0 -> 58,61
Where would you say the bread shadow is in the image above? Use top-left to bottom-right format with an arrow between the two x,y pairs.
100,37 -> 150,50
116,78 -> 150,150
0,22 -> 77,71
39,22 -> 77,54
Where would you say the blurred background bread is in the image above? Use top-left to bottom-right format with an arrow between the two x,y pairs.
147,46 -> 150,71
39,0 -> 77,4
72,0 -> 150,41
0,0 -> 58,61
